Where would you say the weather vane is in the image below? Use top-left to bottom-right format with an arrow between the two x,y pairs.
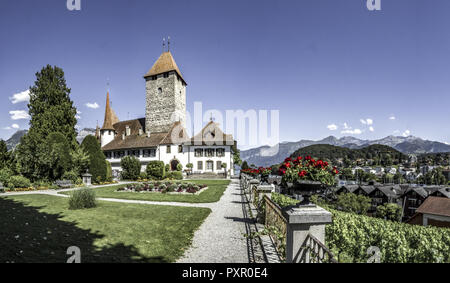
163,37 -> 166,52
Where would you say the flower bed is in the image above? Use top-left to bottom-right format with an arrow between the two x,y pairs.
117,182 -> 208,195
4,187 -> 54,192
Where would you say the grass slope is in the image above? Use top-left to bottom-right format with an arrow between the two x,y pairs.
1,194 -> 210,263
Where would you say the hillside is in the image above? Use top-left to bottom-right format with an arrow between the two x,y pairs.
290,144 -> 407,165
241,135 -> 450,167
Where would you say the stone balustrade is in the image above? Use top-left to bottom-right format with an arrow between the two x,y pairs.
240,172 -> 336,263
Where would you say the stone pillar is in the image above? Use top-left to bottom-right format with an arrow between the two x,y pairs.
249,179 -> 260,200
256,185 -> 275,202
284,205 -> 332,263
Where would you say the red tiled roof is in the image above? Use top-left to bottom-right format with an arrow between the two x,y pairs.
416,196 -> 450,217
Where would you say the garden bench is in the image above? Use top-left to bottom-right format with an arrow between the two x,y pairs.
54,180 -> 74,189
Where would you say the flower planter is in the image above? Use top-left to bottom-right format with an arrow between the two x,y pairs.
288,180 -> 325,205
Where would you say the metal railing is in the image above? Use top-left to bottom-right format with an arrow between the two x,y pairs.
264,195 -> 287,260
297,233 -> 337,263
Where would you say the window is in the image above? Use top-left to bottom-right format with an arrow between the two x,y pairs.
129,150 -> 140,157
143,149 -> 156,158
158,87 -> 162,94
195,149 -> 203,157
178,145 -> 183,153
114,151 -> 125,159
216,148 -> 225,157
105,152 -> 112,159
216,161 -> 222,170
206,149 -> 215,157
206,161 -> 214,171
164,73 -> 169,78
197,161 -> 203,170
166,145 -> 171,154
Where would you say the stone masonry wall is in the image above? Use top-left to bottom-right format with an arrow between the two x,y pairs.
145,71 -> 186,134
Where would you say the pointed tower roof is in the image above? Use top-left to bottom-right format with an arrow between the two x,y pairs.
143,51 -> 186,84
101,92 -> 120,131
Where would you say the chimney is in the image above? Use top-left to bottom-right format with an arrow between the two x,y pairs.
126,126 -> 131,136
147,131 -> 151,138
122,132 -> 125,140
139,128 -> 143,136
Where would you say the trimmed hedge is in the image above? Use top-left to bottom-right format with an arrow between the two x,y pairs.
120,156 -> 141,180
146,161 -> 165,180
166,171 -> 183,180
8,175 -> 32,189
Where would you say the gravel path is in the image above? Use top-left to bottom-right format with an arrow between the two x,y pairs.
177,179 -> 250,263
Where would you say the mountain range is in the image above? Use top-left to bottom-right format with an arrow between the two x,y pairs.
4,128 -> 97,151
240,135 -> 450,167
5,130 -> 28,151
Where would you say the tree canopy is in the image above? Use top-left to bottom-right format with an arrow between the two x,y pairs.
15,65 -> 78,181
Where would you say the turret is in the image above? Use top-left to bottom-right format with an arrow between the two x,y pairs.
100,91 -> 119,147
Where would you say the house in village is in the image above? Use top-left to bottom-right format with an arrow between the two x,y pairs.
407,197 -> 450,228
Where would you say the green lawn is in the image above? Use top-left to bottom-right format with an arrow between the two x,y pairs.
0,194 -> 210,263
61,179 -> 231,203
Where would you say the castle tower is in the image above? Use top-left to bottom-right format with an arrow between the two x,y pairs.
143,51 -> 187,134
100,91 -> 120,147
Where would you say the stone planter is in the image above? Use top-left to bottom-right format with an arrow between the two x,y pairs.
288,181 -> 326,205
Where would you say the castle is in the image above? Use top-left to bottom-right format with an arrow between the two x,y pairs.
98,49 -> 235,178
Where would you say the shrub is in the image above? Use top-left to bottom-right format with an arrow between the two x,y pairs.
62,170 -> 79,184
105,160 -> 113,182
146,161 -> 165,180
8,175 -> 32,189
166,171 -> 183,180
167,184 -> 178,192
33,180 -> 52,188
120,156 -> 141,180
165,164 -> 170,173
0,167 -> 13,185
336,193 -> 371,215
271,192 -> 300,208
140,172 -> 147,180
376,203 -> 402,222
69,188 -> 97,210
176,163 -> 183,171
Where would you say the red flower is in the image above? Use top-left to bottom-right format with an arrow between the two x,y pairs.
298,170 -> 307,178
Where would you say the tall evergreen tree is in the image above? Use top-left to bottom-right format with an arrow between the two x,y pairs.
81,135 -> 107,183
0,140 -> 10,169
16,65 -> 78,180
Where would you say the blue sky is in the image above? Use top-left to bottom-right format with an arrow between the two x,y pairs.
1,0 -> 449,149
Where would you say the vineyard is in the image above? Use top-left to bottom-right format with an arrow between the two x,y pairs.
326,209 -> 450,263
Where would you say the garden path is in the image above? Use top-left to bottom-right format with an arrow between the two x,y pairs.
177,179 -> 250,263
